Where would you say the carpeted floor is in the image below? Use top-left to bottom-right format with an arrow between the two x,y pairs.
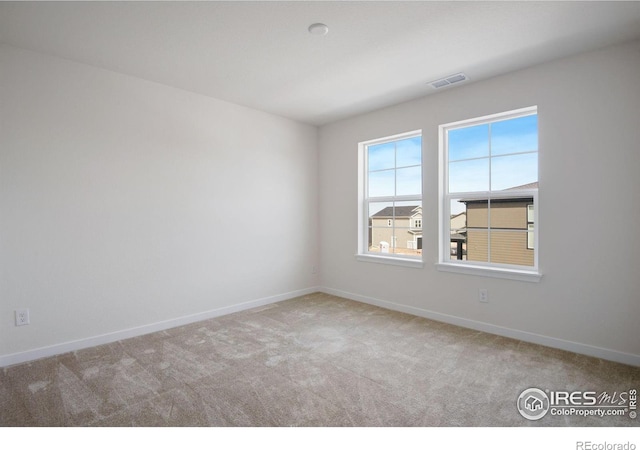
1,292 -> 638,426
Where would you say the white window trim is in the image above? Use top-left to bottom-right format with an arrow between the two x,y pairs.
357,129 -> 424,268
437,106 -> 541,282
435,261 -> 542,282
356,253 -> 424,268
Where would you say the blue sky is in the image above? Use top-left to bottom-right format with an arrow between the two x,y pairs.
368,136 -> 421,199
366,115 -> 537,218
448,114 -> 538,193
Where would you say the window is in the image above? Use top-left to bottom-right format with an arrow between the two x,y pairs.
358,130 -> 423,267
438,107 -> 540,281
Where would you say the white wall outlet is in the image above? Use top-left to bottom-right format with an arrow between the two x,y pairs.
478,289 -> 489,303
15,309 -> 30,326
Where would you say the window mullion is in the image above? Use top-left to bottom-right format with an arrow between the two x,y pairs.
368,196 -> 421,203
487,122 -> 492,264
392,141 -> 397,253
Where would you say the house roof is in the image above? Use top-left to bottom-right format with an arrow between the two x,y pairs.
504,181 -> 539,190
462,197 -> 533,205
372,205 -> 420,218
451,233 -> 466,242
459,182 -> 537,204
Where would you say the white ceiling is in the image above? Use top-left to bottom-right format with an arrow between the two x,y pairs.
2,1 -> 640,126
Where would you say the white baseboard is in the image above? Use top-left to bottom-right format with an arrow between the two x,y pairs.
320,286 -> 640,367
0,287 -> 320,368
4,285 -> 638,368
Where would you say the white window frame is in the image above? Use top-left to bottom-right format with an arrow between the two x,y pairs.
357,129 -> 423,268
436,107 -> 541,282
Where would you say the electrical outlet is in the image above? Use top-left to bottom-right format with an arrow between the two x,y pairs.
15,309 -> 30,326
312,266 -> 317,275
478,289 -> 489,303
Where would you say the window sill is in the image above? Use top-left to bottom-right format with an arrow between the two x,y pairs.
435,262 -> 542,282
356,253 -> 424,269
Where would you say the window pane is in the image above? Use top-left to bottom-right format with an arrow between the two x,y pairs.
447,199 -> 463,261
368,142 -> 395,171
396,166 -> 421,196
368,170 -> 394,197
449,231 -> 467,261
490,230 -> 534,266
391,201 -> 422,256
491,114 -> 538,156
396,136 -> 422,168
491,153 -> 537,191
368,201 -> 422,256
449,199 -> 467,261
368,201 -> 393,253
465,230 -> 489,263
461,198 -> 488,262
488,198 -> 533,229
448,124 -> 489,161
449,158 -> 489,193
369,202 -> 393,223
465,201 -> 489,229
449,198 -> 467,217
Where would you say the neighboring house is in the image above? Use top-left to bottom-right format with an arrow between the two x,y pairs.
450,211 -> 467,259
450,211 -> 467,234
370,205 -> 422,253
368,183 -> 534,263
459,182 -> 537,267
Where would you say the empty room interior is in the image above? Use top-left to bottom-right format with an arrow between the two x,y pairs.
1,1 -> 640,429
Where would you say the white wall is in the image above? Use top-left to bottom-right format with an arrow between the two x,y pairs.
3,39 -> 639,368
319,40 -> 640,365
0,45 -> 319,363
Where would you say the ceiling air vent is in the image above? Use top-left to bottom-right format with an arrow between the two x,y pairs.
429,73 -> 468,89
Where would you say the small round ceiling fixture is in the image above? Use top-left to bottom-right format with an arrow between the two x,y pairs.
308,23 -> 329,36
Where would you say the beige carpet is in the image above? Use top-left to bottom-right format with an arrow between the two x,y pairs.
1,292 -> 638,426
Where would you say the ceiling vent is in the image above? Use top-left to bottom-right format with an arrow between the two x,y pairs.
429,73 -> 468,89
